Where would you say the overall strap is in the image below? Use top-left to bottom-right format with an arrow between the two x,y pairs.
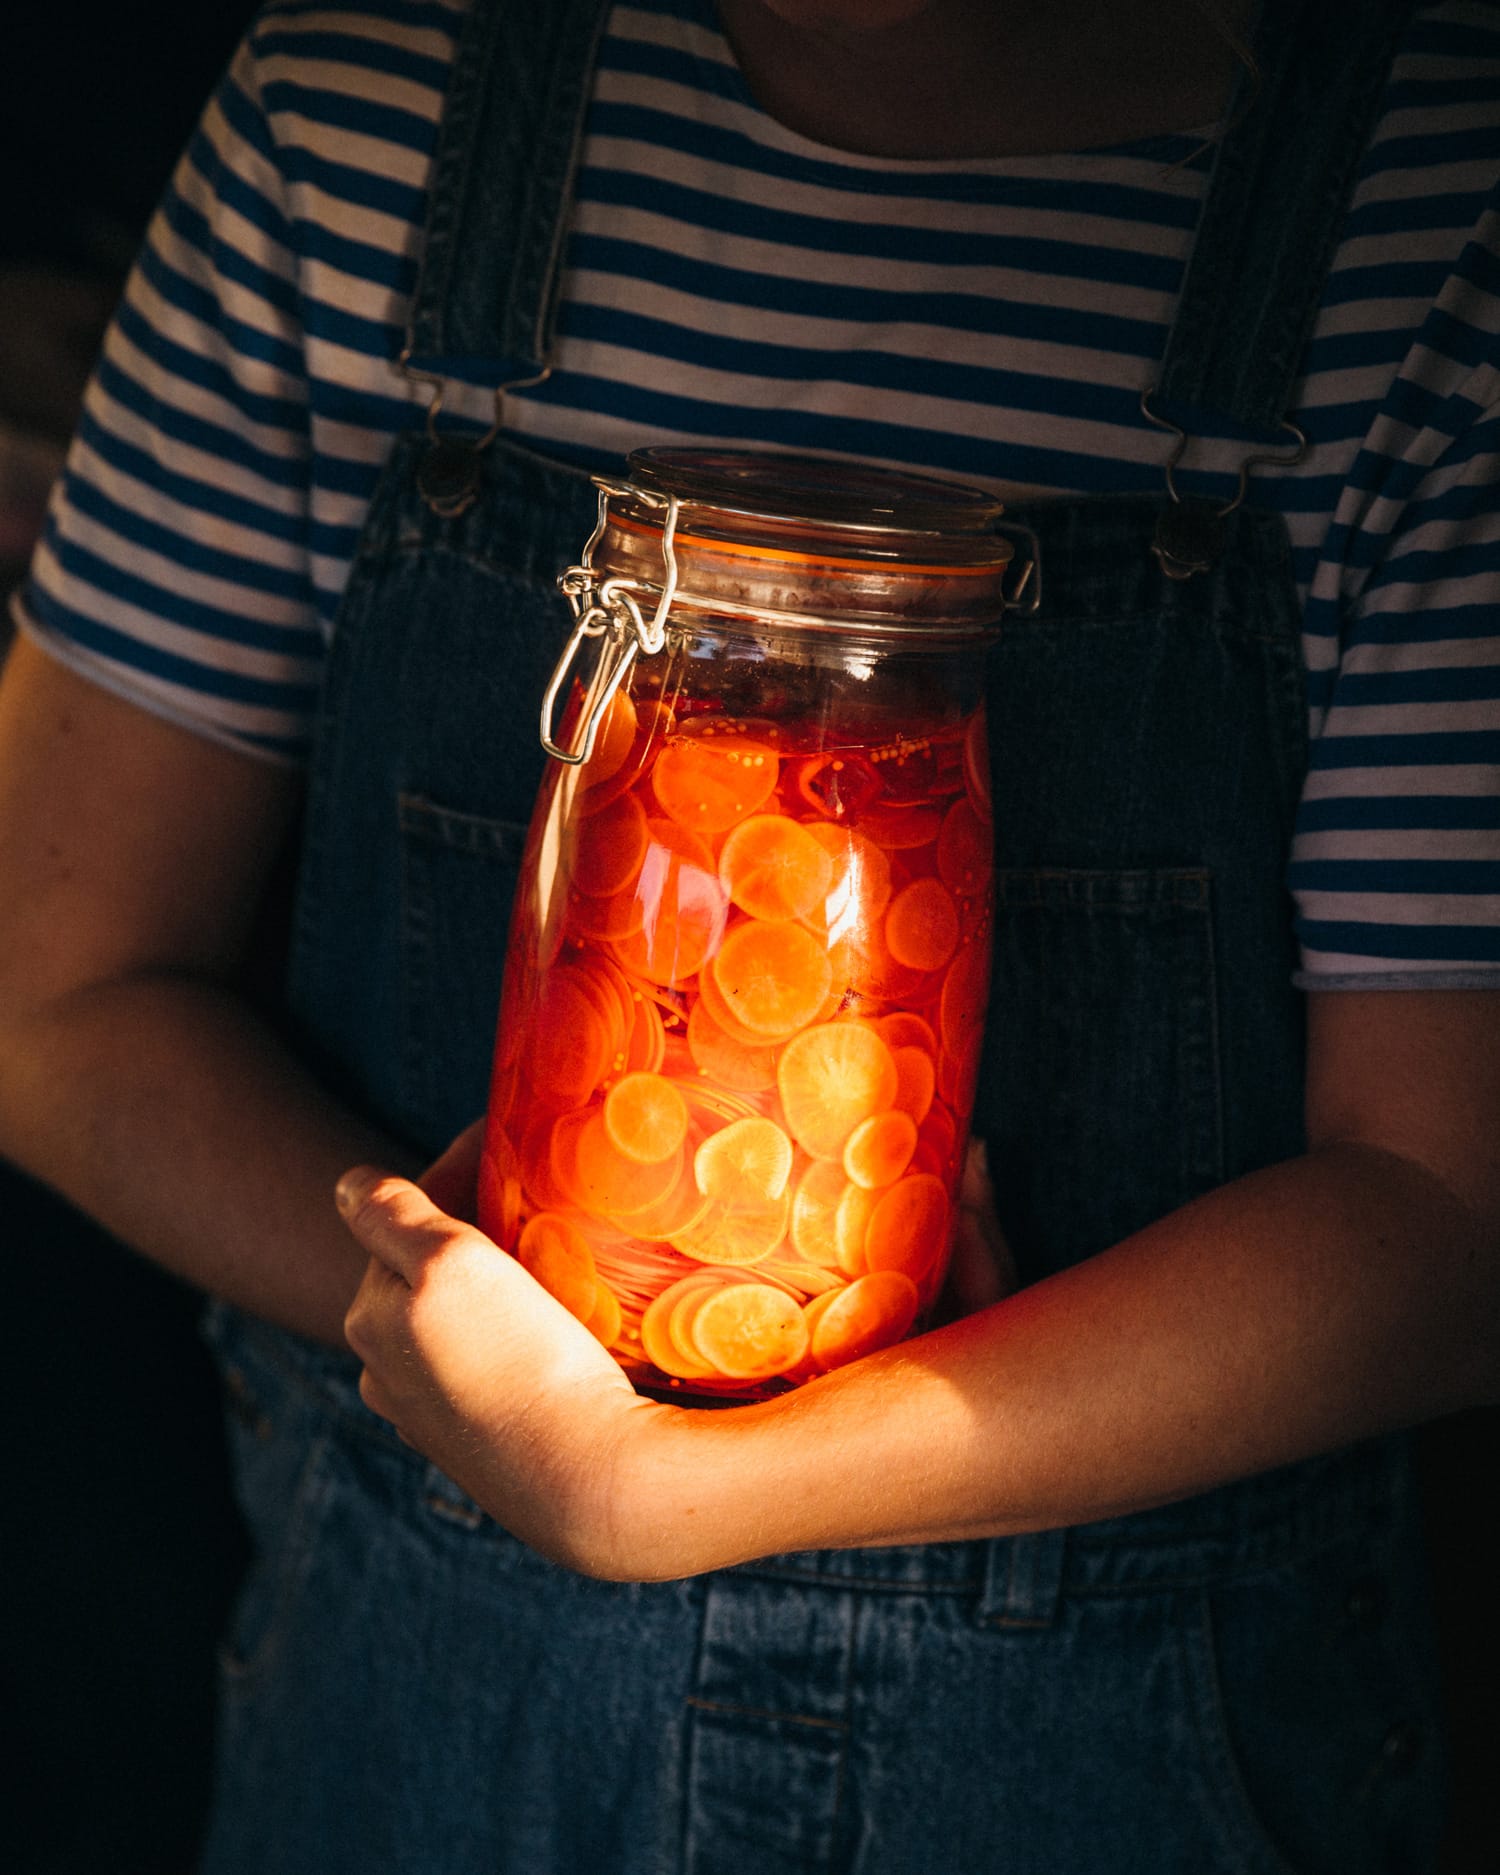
1156,0 -> 1416,435
405,0 -> 613,376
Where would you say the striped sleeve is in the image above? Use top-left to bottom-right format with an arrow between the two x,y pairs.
1291,353 -> 1500,984
11,16 -> 326,764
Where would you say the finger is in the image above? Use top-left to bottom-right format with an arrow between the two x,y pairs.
336,1165 -> 475,1284
343,1251 -> 410,1360
419,1117 -> 486,1221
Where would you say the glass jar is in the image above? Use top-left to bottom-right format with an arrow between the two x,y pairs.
478,449 -> 1035,1402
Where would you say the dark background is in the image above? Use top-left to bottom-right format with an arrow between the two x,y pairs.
0,4 -> 1494,1869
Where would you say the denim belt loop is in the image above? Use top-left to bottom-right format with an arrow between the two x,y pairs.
976,1528 -> 1068,1630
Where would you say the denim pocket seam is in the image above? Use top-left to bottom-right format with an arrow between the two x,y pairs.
217,1428 -> 338,1692
1178,1585 -> 1309,1875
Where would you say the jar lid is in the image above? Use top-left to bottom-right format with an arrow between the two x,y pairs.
622,448 -> 1012,562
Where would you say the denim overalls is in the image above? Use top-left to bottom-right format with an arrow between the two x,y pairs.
199,3 -> 1449,1869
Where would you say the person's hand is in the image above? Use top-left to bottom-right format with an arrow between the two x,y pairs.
339,1127 -> 673,1579
937,1138 -> 1019,1321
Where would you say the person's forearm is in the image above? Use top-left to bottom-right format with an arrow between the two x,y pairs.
617,1142 -> 1497,1577
0,971 -> 418,1347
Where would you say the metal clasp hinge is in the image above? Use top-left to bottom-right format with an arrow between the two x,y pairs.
1141,387 -> 1306,580
540,482 -> 682,763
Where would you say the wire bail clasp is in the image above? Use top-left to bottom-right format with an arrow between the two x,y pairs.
540,482 -> 682,763
1141,387 -> 1306,580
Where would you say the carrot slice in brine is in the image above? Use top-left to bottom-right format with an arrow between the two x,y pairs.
886,877 -> 960,973
584,1280 -> 624,1349
789,1159 -> 850,1268
800,820 -> 893,942
811,1269 -> 920,1371
689,1282 -> 810,1380
613,819 -> 727,987
843,1109 -> 919,1190
651,730 -> 780,835
936,796 -> 993,897
718,813 -> 834,923
576,686 -> 638,796
531,969 -> 614,1104
890,1045 -> 937,1127
694,1115 -> 794,1205
864,1172 -> 950,1286
570,790 -> 648,899
517,1211 -> 599,1322
641,1275 -> 724,1378
876,1011 -> 937,1056
685,995 -> 780,1093
477,1124 -> 523,1249
668,1188 -> 790,1266
833,1181 -> 879,1276
572,1113 -> 683,1218
712,919 -> 833,1038
778,1020 -> 899,1161
603,1071 -> 688,1164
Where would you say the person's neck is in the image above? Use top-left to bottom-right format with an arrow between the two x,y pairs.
714,0 -> 1258,161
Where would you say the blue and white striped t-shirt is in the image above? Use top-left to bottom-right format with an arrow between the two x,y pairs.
14,0 -> 1500,985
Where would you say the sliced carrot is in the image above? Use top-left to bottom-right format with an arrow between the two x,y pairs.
651,729 -> 780,834
612,819 -> 727,987
779,1287 -> 842,1382
801,820 -> 893,941
577,685 -> 638,795
517,1211 -> 599,1322
777,1020 -> 899,1160
885,877 -> 960,973
938,934 -> 991,1058
571,1112 -> 683,1218
876,1011 -> 937,1056
531,967 -> 615,1104
918,1101 -> 958,1175
685,994 -> 780,1093
843,1109 -> 919,1190
688,1282 -> 810,1380
518,1108 -> 575,1212
476,1123 -> 523,1249
718,813 -> 834,923
826,924 -> 927,1006
603,1071 -> 688,1164
833,1181 -> 879,1276
889,1045 -> 937,1127
568,881 -> 646,945
668,1188 -> 789,1266
810,1269 -> 920,1371
641,1275 -> 723,1378
789,1159 -> 850,1268
936,796 -> 993,897
570,790 -> 648,899
864,1172 -> 950,1286
711,919 -> 833,1038
613,1150 -> 712,1241
855,801 -> 944,850
622,991 -> 667,1075
938,1029 -> 984,1115
546,1104 -> 601,1214
694,1115 -> 793,1205
584,1280 -> 624,1349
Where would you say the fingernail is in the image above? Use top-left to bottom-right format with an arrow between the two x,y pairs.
335,1167 -> 372,1215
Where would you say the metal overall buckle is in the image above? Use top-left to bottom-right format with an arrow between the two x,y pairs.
1141,387 -> 1306,579
399,351 -> 553,519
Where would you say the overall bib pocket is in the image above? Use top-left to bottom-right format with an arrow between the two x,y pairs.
398,793 -> 529,1152
976,865 -> 1225,1277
